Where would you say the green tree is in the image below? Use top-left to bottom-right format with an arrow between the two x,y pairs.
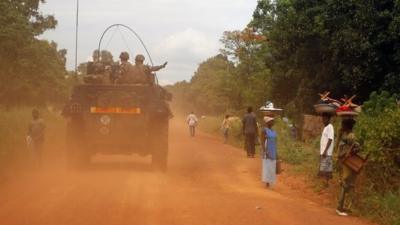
0,0 -> 67,106
220,28 -> 272,110
168,55 -> 235,115
355,91 -> 400,191
250,0 -> 400,114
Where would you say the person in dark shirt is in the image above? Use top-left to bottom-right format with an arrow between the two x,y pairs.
242,107 -> 259,158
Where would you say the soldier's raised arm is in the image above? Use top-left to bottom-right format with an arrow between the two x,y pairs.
148,62 -> 168,72
135,54 -> 167,72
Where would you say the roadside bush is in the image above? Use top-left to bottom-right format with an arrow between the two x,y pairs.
0,108 -> 31,168
353,91 -> 400,225
355,91 -> 400,190
358,190 -> 400,225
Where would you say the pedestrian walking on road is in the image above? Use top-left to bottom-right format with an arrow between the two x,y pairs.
221,115 -> 230,144
27,109 -> 46,166
186,112 -> 198,137
261,116 -> 278,188
318,113 -> 335,186
242,107 -> 258,158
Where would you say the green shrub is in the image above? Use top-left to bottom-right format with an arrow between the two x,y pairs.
0,108 -> 31,166
355,91 -> 400,190
358,190 -> 400,225
352,91 -> 400,225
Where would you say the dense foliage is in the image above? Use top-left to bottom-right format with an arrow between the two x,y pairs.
169,0 -> 400,119
351,91 -> 400,225
356,92 -> 400,190
251,0 -> 400,113
0,0 -> 69,107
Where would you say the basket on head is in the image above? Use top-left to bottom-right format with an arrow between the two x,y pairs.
260,101 -> 282,117
336,111 -> 359,118
314,104 -> 337,114
262,111 -> 276,117
336,105 -> 361,118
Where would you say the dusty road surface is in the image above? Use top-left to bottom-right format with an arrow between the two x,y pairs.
0,119 -> 374,225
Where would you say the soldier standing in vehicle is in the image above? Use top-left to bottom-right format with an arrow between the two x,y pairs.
116,51 -> 133,83
131,54 -> 168,84
134,54 -> 167,73
27,109 -> 46,166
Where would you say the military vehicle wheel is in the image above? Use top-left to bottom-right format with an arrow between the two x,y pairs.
66,121 -> 90,169
151,117 -> 169,171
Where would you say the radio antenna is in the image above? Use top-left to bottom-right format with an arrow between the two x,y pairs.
74,0 -> 80,78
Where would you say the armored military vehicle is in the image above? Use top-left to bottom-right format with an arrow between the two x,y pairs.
63,72 -> 172,170
63,25 -> 172,170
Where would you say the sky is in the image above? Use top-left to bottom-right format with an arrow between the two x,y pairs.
40,0 -> 257,85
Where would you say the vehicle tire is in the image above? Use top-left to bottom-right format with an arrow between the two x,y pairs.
66,120 -> 90,169
151,116 -> 169,171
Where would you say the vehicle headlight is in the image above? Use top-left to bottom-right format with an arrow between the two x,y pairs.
100,115 -> 111,125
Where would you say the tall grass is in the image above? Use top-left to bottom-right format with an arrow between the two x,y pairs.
358,189 -> 400,225
0,108 -> 31,169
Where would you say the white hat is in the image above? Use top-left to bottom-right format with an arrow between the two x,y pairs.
264,116 -> 275,123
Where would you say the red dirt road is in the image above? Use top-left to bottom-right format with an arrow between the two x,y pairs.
0,119 -> 374,225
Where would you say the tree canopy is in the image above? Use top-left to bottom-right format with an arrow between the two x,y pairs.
0,0 -> 68,107
169,0 -> 400,119
250,0 -> 400,114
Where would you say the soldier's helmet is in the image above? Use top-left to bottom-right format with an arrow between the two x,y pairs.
135,54 -> 145,62
119,52 -> 130,61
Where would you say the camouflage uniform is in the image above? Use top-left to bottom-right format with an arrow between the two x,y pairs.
134,54 -> 167,72
116,52 -> 135,84
117,61 -> 133,83
130,54 -> 167,84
